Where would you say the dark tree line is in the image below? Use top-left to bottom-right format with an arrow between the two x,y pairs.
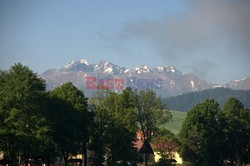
163,87 -> 250,112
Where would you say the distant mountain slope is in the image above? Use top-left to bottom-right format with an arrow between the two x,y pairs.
163,88 -> 250,112
40,59 -> 250,98
224,77 -> 250,90
40,59 -> 213,98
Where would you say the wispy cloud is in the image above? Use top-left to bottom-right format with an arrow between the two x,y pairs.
102,0 -> 250,83
125,0 -> 249,55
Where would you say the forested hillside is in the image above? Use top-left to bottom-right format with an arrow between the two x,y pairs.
163,88 -> 250,112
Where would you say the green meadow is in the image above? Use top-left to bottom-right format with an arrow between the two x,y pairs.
164,110 -> 187,135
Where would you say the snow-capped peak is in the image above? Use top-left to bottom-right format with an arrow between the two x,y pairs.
63,59 -> 93,72
79,59 -> 89,65
64,60 -> 76,68
225,77 -> 249,86
167,65 -> 176,73
224,77 -> 250,90
94,60 -> 112,72
94,60 -> 126,75
124,69 -> 130,73
212,84 -> 223,88
234,77 -> 247,82
157,66 -> 168,72
154,65 -> 182,76
134,65 -> 152,73
64,59 -> 90,68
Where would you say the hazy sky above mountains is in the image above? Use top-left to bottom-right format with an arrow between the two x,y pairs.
1,0 -> 250,84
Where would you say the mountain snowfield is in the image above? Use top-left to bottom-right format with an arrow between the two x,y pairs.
40,59 -> 250,98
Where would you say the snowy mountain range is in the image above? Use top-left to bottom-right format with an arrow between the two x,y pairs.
40,59 -> 250,98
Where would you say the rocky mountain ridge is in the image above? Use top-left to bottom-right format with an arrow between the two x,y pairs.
40,59 -> 250,98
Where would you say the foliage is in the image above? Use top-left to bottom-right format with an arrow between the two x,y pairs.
178,99 -> 223,166
219,98 -> 250,164
89,88 -> 138,166
163,88 -> 250,111
134,89 -> 172,141
179,98 -> 250,166
0,64 -> 91,165
4,63 -> 249,166
49,82 -> 89,165
89,88 -> 172,165
0,64 -> 173,166
0,63 -> 51,164
133,89 -> 172,166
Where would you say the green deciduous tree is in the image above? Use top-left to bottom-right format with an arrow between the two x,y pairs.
219,98 -> 250,165
102,91 -> 137,165
135,89 -> 172,141
0,63 -> 51,165
87,89 -> 109,165
134,89 -> 172,166
178,99 -> 223,166
49,82 -> 89,166
89,88 -> 138,166
178,97 -> 250,166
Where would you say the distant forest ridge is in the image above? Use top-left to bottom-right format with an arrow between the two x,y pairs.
163,88 -> 250,112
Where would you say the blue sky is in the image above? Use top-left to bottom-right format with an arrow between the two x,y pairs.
1,0 -> 250,84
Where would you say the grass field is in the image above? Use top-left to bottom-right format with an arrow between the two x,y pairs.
164,110 -> 187,135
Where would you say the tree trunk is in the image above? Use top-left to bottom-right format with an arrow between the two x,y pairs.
145,140 -> 148,166
25,159 -> 29,166
63,152 -> 68,166
83,145 -> 87,166
24,151 -> 29,166
47,159 -> 51,166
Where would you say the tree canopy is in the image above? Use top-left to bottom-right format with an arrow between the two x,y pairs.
219,98 -> 250,164
0,63 -> 50,165
0,64 -> 90,166
179,98 -> 250,166
2,63 -> 249,166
